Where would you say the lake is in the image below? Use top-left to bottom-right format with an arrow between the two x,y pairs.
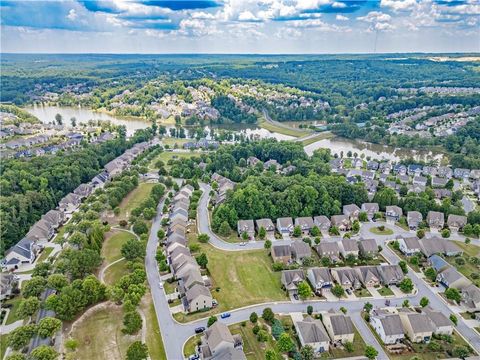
304,137 -> 444,162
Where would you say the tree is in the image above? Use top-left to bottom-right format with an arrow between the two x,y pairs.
198,233 -> 210,243
424,267 -> 437,282
441,229 -> 451,238
300,345 -> 314,360
207,316 -> 217,327
5,354 -> 26,360
195,253 -> 208,268
22,276 -> 47,298
359,212 -> 368,222
123,311 -> 142,335
121,239 -> 145,261
445,288 -> 461,303
7,325 -> 36,350
257,329 -> 269,342
364,302 -> 373,313
250,312 -> 258,323
218,221 -> 231,236
402,299 -> 410,308
32,262 -> 51,278
297,281 -> 311,300
46,274 -> 69,291
450,314 -> 458,325
307,305 -> 313,315
310,226 -> 320,237
262,307 -> 275,323
55,113 -> 63,125
264,239 -> 272,249
265,349 -> 281,360
398,261 -> 408,274
417,229 -> 425,239
37,317 -> 62,338
241,231 -> 249,241
126,341 -> 149,360
332,284 -> 345,298
157,229 -> 165,240
17,297 -> 40,319
293,226 -> 302,238
365,345 -> 378,359
399,278 -> 414,293
132,220 -> 148,235
30,345 -> 58,360
277,333 -> 294,353
344,341 -> 354,353
352,220 -> 360,233
420,297 -> 429,307
340,307 -> 347,314
64,338 -> 78,352
452,346 -> 470,358
259,226 -> 266,239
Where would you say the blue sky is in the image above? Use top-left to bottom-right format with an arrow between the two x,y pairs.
1,0 -> 479,53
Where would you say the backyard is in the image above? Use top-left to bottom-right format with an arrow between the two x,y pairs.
445,241 -> 480,287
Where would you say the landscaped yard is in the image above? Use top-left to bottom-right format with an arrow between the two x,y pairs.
101,231 -> 135,264
103,258 -> 129,285
183,334 -> 201,358
163,280 -> 177,295
328,328 -> 367,358
141,292 -> 167,360
377,286 -> 394,296
388,243 -> 421,272
354,288 -> 372,298
117,182 -> 156,220
230,320 -> 277,360
369,226 -> 394,236
446,241 -> 480,287
36,246 -> 54,263
71,305 -> 139,360
4,297 -> 22,325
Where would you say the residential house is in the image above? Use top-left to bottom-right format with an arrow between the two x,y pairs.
4,238 -> 37,269
413,175 -> 427,187
271,245 -> 292,265
398,174 -> 409,184
73,183 -> 93,199
291,241 -> 312,264
454,168 -> 471,180
377,265 -> 404,286
355,266 -> 382,287
331,267 -> 361,290
313,216 -> 331,233
427,211 -> 445,231
282,165 -> 297,175
419,237 -> 462,257
247,156 -> 260,166
447,214 -> 467,232
432,176 -> 448,188
422,166 -> 437,177
386,206 -> 403,224
437,166 -> 453,179
25,218 -> 55,242
394,164 -> 407,175
276,217 -> 294,235
343,204 -> 361,221
255,219 -> 275,237
358,238 -> 378,257
314,242 -> 341,263
398,309 -> 434,343
423,307 -> 453,335
398,236 -> 421,256
295,217 -> 314,235
437,267 -> 472,290
427,255 -> 450,273
281,269 -> 306,295
322,311 -> 355,344
367,161 -> 379,171
307,267 -> 333,295
341,239 -> 359,258
361,203 -> 379,220
352,158 -> 363,168
379,162 -> 392,174
237,220 -> 255,240
264,159 -> 280,170
331,215 -> 350,232
370,310 -> 405,345
408,164 -> 423,176
199,321 -> 245,360
185,284 -> 213,313
407,211 -> 422,230
461,284 -> 480,311
0,273 -> 18,301
295,316 -> 330,353
182,268 -> 205,292
58,193 -> 81,214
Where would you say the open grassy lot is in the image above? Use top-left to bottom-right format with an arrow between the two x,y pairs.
103,259 -> 129,286
454,240 -> 480,256
0,335 -> 7,359
446,241 -> 480,286
150,151 -> 203,170
258,117 -> 309,138
102,231 -> 135,264
118,182 -> 155,220
183,334 -> 202,358
161,137 -> 191,147
141,293 -> 167,360
71,305 -> 139,360
230,320 -> 277,360
301,132 -> 334,146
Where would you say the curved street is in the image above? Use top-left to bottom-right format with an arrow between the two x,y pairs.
146,185 -> 480,359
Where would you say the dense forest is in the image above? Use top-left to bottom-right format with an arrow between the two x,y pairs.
0,127 -> 154,254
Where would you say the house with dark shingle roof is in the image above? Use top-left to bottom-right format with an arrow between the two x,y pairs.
355,266 -> 381,287
398,236 -> 421,256
313,216 -> 331,232
461,284 -> 480,311
271,244 -> 292,265
423,307 -> 453,335
237,220 -> 255,240
330,215 -> 350,231
295,217 -> 314,235
427,211 -> 445,231
322,311 -> 355,344
377,264 -> 404,286
307,267 -> 333,295
281,269 -> 306,295
343,204 -> 361,221
399,309 -> 434,343
437,266 -> 472,290
407,211 -> 422,230
361,203 -> 379,220
199,320 -> 245,360
341,239 -> 359,258
314,242 -> 341,263
331,267 -> 361,290
447,214 -> 467,232
386,206 -> 403,224
358,238 -> 378,257
255,219 -> 275,235
276,217 -> 294,234
291,241 -> 312,264
370,310 -> 404,344
295,316 -> 330,353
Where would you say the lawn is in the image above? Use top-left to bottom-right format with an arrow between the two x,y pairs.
301,132 -> 334,146
102,231 -> 135,264
163,280 -> 177,295
378,286 -> 394,296
161,137 -> 190,147
4,297 -> 22,325
53,225 -> 68,244
258,117 -> 309,138
118,182 -> 155,220
103,258 -> 129,286
149,151 -> 203,170
453,241 -> 480,257
230,320 -> 277,360
446,241 -> 480,287
36,246 -> 54,263
328,328 -> 367,358
354,288 -> 372,298
141,293 -> 167,360
174,231 -> 286,322
71,305 -> 139,360
387,243 -> 421,272
369,226 -> 394,236
0,335 -> 7,360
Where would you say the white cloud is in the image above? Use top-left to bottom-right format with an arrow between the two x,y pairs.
336,14 -> 349,21
358,11 -> 392,23
67,9 -> 77,21
380,0 -> 418,12
238,10 -> 259,21
190,11 -> 216,20
295,0 -> 332,11
332,2 -> 347,8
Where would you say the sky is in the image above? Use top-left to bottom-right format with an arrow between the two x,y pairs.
1,0 -> 479,53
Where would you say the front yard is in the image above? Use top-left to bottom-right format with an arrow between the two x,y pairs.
378,286 -> 394,296
354,288 -> 372,298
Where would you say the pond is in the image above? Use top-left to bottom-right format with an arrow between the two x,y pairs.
304,137 -> 444,162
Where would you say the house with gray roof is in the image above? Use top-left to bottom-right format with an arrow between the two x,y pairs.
361,203 -> 379,220
358,238 -> 378,257
295,217 -> 314,235
42,210 -> 65,229
437,266 -> 472,290
25,219 -> 55,242
307,267 -> 333,295
4,238 -> 37,269
295,316 -> 330,353
281,269 -> 306,295
237,220 -> 255,240
341,239 -> 359,258
370,310 -> 404,344
377,264 -> 404,286
271,244 -> 292,265
255,219 -> 275,236
398,236 -> 421,256
355,266 -> 382,287
432,176 -> 448,188
437,166 -> 453,179
276,217 -> 294,235
413,175 -> 427,187
419,237 -> 462,257
386,206 -> 403,224
322,311 -> 355,344
59,193 -> 81,214
200,320 -> 245,360
0,273 -> 18,301
427,211 -> 445,231
73,183 -> 93,199
407,211 -> 422,230
428,255 -> 449,272
314,242 -> 341,263
185,284 -> 213,313
399,310 -> 434,343
343,204 -> 361,221
313,216 -> 331,232
423,307 -> 453,335
330,215 -> 350,231
447,214 -> 467,232
291,241 -> 312,264
461,284 -> 480,311
331,267 -> 361,290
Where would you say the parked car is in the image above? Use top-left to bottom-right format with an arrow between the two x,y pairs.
293,294 -> 299,300
220,312 -> 231,319
159,282 -> 163,289
346,289 -> 352,295
385,300 -> 391,306
188,354 -> 200,360
194,327 -> 205,334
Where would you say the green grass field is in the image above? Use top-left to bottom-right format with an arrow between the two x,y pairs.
301,132 -> 334,146
369,226 -> 394,235
36,246 -> 54,263
118,182 -> 156,220
150,151 -> 203,170
71,305 -> 139,360
378,286 -> 394,296
161,138 -> 191,147
102,231 -> 135,264
258,118 -> 309,138
103,259 -> 129,285
354,288 -> 372,298
446,241 -> 480,287
4,297 -> 22,325
141,293 -> 167,360
0,335 -> 7,360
